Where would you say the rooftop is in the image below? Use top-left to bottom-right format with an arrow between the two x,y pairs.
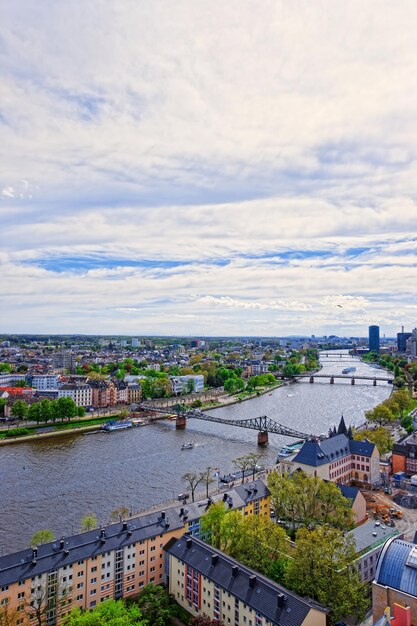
347,520 -> 400,556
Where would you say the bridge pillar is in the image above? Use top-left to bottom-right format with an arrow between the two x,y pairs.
330,376 -> 334,384
351,377 -> 355,385
176,415 -> 187,429
373,378 -> 377,386
257,431 -> 268,446
309,376 -> 314,383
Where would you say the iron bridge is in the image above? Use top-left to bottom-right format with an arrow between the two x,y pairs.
139,402 -> 311,440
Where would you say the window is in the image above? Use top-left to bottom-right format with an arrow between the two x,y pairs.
91,566 -> 97,572
76,594 -> 83,601
90,590 -> 96,596
77,583 -> 83,589
17,592 -> 25,599
91,578 -> 97,584
77,560 -> 84,565
1,586 -> 8,592
77,571 -> 84,577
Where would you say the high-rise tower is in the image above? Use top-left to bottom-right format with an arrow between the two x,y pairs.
368,325 -> 380,353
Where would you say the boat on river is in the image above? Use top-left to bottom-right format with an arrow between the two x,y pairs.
181,442 -> 195,450
342,366 -> 356,374
100,420 -> 133,432
277,440 -> 304,460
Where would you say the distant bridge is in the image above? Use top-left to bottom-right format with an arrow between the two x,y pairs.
319,353 -> 357,358
138,402 -> 312,446
295,373 -> 393,386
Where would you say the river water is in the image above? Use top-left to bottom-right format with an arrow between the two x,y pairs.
0,351 -> 392,553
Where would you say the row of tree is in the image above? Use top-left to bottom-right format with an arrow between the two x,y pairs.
9,397 -> 85,423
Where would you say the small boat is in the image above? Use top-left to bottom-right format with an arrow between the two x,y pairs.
100,420 -> 133,432
277,446 -> 294,458
181,442 -> 195,450
131,417 -> 149,427
342,366 -> 356,374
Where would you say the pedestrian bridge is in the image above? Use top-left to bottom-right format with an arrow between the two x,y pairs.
138,402 -> 312,446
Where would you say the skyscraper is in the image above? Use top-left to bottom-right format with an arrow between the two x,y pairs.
369,325 -> 380,353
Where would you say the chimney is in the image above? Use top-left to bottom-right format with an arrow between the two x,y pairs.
223,493 -> 228,501
249,575 -> 257,588
211,554 -> 218,566
186,537 -> 192,549
60,536 -> 65,549
179,507 -> 184,517
161,511 -> 166,520
64,549 -> 70,556
31,547 -> 38,564
232,565 -> 239,576
100,528 -> 106,542
277,593 -> 287,608
122,521 -> 128,531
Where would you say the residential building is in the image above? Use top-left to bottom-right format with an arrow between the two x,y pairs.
131,338 -> 140,347
170,375 -> 204,395
183,479 -> 271,538
0,373 -> 27,386
114,380 -> 128,404
127,383 -> 141,404
373,538 -> 417,623
347,521 -> 401,583
0,511 -> 184,625
31,375 -> 60,391
58,384 -> 92,407
338,484 -> 367,525
165,535 -> 328,626
392,432 -> 417,476
89,380 -> 110,408
369,326 -> 380,353
53,352 -> 75,373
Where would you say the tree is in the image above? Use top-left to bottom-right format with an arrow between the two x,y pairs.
25,574 -> 71,626
353,427 -> 393,455
267,471 -> 352,530
285,525 -> 369,622
366,404 -> 394,427
199,501 -> 229,548
181,472 -> 203,502
233,454 -> 259,484
28,402 -> 41,424
80,513 -> 98,532
77,406 -> 86,417
0,605 -> 20,626
10,400 -> 28,421
0,398 -> 6,417
200,466 -> 215,498
136,584 -> 174,626
62,599 -> 145,625
393,376 -> 406,388
39,399 -> 52,424
392,389 -> 411,417
30,529 -> 55,546
109,506 -> 130,522
57,397 -> 78,421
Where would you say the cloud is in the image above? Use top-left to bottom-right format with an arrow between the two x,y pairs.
1,1 -> 417,334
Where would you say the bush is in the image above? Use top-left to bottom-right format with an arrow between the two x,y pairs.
5,427 -> 31,438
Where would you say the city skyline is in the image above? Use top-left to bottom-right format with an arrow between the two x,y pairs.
2,1 -> 417,336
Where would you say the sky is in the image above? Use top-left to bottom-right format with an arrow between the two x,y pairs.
1,1 -> 417,337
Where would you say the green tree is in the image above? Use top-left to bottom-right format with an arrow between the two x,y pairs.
136,584 -> 174,626
109,506 -> 130,522
0,398 -> 7,417
39,399 -> 52,423
199,501 -> 229,548
10,399 -> 28,420
77,406 -> 86,417
353,427 -> 393,455
28,402 -> 41,424
80,513 -> 98,532
285,525 -> 369,622
30,529 -> 55,546
392,389 -> 411,416
0,605 -> 20,626
62,599 -> 145,625
267,471 -> 352,530
57,396 -> 78,420
366,404 -> 394,427
232,454 -> 260,484
393,376 -> 406,388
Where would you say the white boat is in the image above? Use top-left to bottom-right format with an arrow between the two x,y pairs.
342,366 -> 356,375
131,417 -> 149,427
181,442 -> 195,450
100,420 -> 133,432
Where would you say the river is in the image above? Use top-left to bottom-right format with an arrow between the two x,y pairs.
0,351 -> 392,553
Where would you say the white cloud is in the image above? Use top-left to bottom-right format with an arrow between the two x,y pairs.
1,1 -> 417,334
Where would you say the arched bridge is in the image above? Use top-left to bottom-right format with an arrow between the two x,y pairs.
138,402 -> 311,446
295,373 -> 393,386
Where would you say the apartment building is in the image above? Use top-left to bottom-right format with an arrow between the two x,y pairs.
165,535 -> 328,626
31,375 -> 60,391
170,375 -> 204,395
392,432 -> 417,476
58,384 -> 92,407
183,479 -> 271,538
0,511 -> 184,625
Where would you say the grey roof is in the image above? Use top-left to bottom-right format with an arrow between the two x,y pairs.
349,439 -> 375,456
347,520 -> 399,555
338,484 -> 360,503
293,434 -> 375,468
293,434 -> 350,467
0,510 -> 184,588
166,536 -> 327,626
375,538 -> 417,597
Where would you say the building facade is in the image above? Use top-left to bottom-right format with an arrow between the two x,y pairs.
58,384 -> 92,407
392,432 -> 417,476
347,521 -> 401,584
166,535 -> 328,626
31,375 -> 60,391
170,375 -> 204,395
